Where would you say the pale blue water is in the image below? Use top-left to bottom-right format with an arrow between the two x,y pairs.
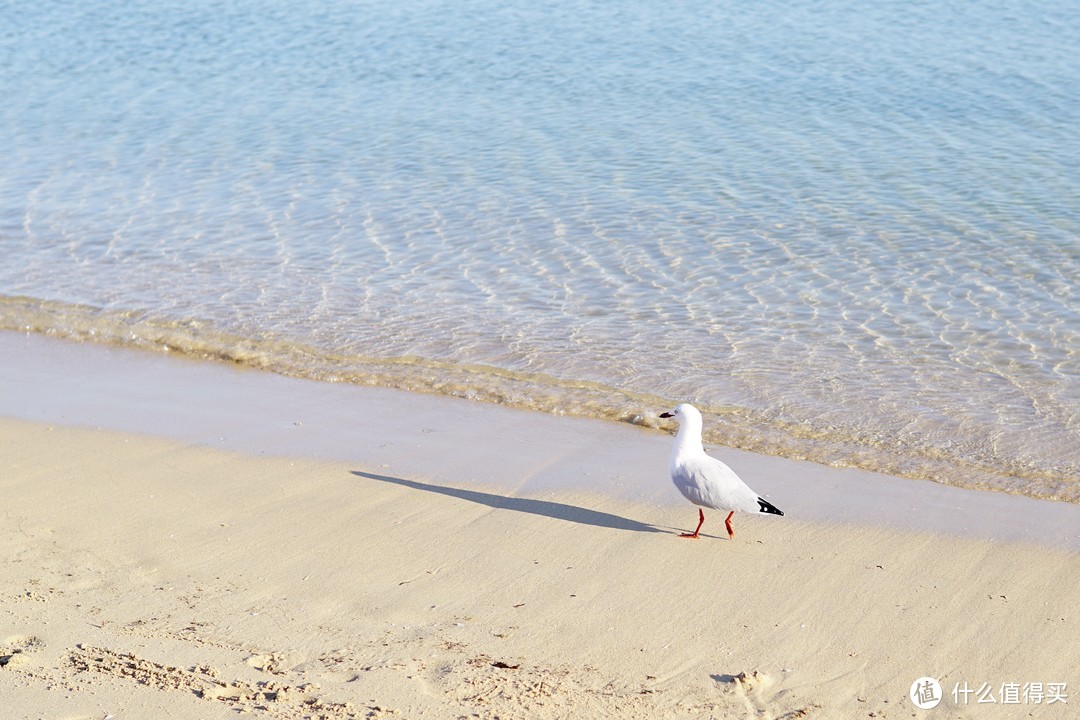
1,0 -> 1078,500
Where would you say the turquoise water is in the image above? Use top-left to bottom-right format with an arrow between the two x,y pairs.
1,0 -> 1078,500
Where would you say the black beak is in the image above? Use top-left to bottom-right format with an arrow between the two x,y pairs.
659,412 -> 672,418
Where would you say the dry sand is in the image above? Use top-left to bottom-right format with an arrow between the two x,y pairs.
1,333 -> 1078,719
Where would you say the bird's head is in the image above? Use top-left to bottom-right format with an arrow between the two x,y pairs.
659,403 -> 700,423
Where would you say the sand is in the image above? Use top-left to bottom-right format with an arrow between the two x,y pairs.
1,333 -> 1078,719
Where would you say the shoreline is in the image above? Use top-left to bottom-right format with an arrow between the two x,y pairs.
4,300 -> 1075,504
1,330 -> 1077,549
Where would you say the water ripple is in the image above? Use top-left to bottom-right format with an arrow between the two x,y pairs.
1,0 -> 1078,501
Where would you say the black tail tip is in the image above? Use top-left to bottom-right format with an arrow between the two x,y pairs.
757,497 -> 784,516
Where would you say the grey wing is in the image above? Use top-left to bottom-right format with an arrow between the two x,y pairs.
671,461 -> 716,508
675,455 -> 761,513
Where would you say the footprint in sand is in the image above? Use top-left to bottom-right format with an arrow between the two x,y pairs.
714,670 -> 775,717
0,635 -> 44,669
245,651 -> 291,675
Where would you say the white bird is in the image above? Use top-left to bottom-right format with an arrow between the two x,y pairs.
660,403 -> 783,539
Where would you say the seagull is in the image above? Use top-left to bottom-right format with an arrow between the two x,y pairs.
660,403 -> 783,539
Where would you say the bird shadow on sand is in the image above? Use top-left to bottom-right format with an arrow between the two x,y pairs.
351,470 -> 667,534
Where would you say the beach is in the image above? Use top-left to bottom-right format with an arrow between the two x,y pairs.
1,334 -> 1077,719
3,1 -> 1078,716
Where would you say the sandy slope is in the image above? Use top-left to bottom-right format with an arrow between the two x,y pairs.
1,418 -> 1076,719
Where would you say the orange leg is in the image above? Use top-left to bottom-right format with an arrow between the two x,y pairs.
680,508 -> 705,539
724,511 -> 735,539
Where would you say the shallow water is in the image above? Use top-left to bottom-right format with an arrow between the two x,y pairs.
1,0 -> 1078,500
